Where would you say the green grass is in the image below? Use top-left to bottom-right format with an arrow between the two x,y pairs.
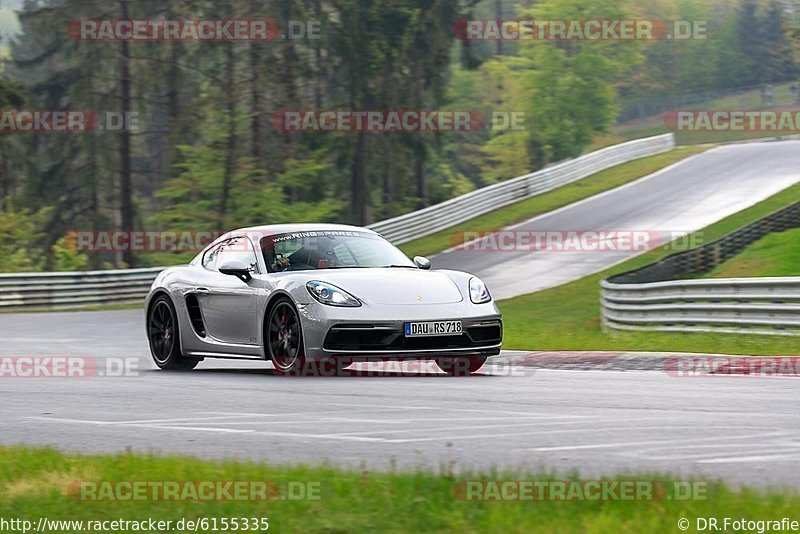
613,82 -> 800,146
0,446 -> 797,533
399,146 -> 708,259
614,119 -> 799,147
704,228 -> 800,278
497,183 -> 800,356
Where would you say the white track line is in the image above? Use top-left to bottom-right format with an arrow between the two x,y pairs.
698,452 -> 800,464
529,431 -> 792,452
24,416 -> 389,442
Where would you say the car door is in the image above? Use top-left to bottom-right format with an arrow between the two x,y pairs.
196,236 -> 261,346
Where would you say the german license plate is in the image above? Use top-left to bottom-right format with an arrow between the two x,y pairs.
404,320 -> 463,337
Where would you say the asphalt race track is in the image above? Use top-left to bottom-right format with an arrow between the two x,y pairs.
433,140 -> 800,299
1,310 -> 799,488
3,142 -> 800,489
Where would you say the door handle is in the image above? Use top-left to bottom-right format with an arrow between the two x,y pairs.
194,287 -> 210,294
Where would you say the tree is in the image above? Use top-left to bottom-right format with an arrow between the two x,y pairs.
515,0 -> 646,167
758,0 -> 797,82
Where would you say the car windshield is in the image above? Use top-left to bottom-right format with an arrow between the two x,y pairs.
261,230 -> 415,272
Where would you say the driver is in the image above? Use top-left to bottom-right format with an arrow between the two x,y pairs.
270,242 -> 339,271
273,256 -> 292,271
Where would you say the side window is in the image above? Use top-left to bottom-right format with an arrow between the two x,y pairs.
202,241 -> 225,270
216,236 -> 259,272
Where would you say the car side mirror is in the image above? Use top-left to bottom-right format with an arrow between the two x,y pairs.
413,256 -> 431,270
218,259 -> 253,282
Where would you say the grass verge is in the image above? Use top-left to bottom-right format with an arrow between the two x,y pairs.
399,146 -> 708,258
704,228 -> 800,278
610,82 -> 799,146
0,302 -> 142,314
497,183 -> 800,356
0,445 -> 797,533
606,121 -> 797,147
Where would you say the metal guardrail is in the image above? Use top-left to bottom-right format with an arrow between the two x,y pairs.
601,198 -> 800,336
0,267 -> 163,311
0,134 -> 674,311
369,134 -> 674,244
601,277 -> 800,336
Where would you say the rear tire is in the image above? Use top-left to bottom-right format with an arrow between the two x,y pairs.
266,297 -> 307,376
436,356 -> 487,376
148,295 -> 199,370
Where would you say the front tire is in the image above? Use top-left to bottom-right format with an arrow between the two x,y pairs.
148,295 -> 199,370
436,356 -> 487,376
266,297 -> 307,376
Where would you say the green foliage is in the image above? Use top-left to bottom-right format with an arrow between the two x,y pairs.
427,161 -> 475,201
732,0 -> 796,86
154,137 -> 341,231
50,234 -> 89,272
790,2 -> 800,49
1,0 -> 798,271
516,0 -> 646,167
620,0 -> 798,120
0,203 -> 48,271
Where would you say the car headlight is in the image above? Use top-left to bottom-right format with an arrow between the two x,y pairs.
469,277 -> 492,304
306,281 -> 361,307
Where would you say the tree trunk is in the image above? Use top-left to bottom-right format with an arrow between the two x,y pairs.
281,1 -> 299,201
219,42 -> 237,229
351,131 -> 369,225
414,142 -> 427,209
313,0 -> 324,108
249,0 -> 263,170
380,139 -> 394,216
495,0 -> 503,56
119,0 -> 134,267
164,40 -> 182,183
86,43 -> 102,269
249,41 -> 262,167
0,147 -> 8,203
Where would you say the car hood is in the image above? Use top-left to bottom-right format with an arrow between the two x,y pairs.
309,268 -> 464,305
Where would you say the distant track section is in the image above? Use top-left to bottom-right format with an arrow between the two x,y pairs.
433,140 -> 800,299
369,134 -> 674,244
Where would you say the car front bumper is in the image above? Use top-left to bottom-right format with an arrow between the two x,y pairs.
297,300 -> 502,361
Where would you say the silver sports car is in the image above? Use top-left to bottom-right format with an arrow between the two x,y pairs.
145,224 -> 502,375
